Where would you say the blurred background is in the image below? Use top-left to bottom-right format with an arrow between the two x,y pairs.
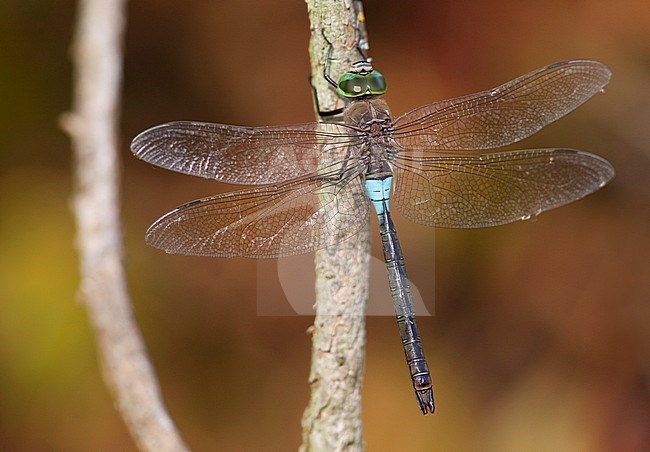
1,0 -> 649,450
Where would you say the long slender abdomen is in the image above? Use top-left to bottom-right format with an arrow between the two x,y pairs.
364,176 -> 435,414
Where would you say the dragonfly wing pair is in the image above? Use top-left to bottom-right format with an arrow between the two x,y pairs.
132,121 -> 370,257
389,59 -> 614,227
132,59 -> 614,257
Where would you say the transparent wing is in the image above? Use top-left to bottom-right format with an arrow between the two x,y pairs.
391,60 -> 611,151
145,173 -> 370,258
391,148 -> 614,228
131,121 -> 359,185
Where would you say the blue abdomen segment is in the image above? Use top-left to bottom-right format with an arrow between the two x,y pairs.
364,176 -> 393,215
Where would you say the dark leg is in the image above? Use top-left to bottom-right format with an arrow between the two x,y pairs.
310,30 -> 345,118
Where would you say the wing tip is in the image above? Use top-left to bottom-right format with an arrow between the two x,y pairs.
545,59 -> 612,86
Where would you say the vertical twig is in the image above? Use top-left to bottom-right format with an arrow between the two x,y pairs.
301,1 -> 371,450
61,0 -> 188,450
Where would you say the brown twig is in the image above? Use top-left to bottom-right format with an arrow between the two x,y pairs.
62,0 -> 189,450
301,1 -> 371,450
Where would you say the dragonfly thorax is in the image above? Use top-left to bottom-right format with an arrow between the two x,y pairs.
344,97 -> 392,129
342,98 -> 397,179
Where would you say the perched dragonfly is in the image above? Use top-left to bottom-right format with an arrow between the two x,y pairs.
131,59 -> 614,415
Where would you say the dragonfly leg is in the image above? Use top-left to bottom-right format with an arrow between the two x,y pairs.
310,77 -> 344,118
321,29 -> 339,88
311,30 -> 345,118
320,27 -> 371,88
313,27 -> 374,118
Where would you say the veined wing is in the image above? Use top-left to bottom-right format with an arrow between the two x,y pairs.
145,172 -> 369,258
391,148 -> 614,228
391,60 -> 611,151
131,121 -> 359,185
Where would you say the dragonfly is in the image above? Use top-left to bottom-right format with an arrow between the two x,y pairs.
131,58 -> 614,415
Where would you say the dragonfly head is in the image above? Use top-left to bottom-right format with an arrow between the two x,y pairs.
337,60 -> 387,99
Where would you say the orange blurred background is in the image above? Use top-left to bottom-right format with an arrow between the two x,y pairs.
1,1 -> 649,450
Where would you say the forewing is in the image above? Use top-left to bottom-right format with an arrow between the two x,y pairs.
392,60 -> 611,150
131,121 -> 358,185
391,149 -> 614,228
145,174 -> 370,258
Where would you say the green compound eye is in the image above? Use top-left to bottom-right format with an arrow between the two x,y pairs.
337,70 -> 386,98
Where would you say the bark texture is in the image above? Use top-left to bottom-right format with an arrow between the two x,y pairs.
301,1 -> 371,451
63,0 -> 189,450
